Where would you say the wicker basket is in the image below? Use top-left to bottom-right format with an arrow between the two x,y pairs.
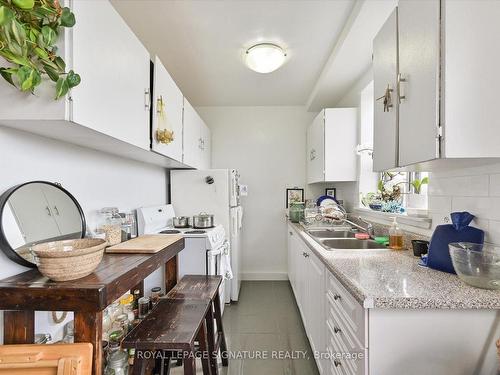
32,239 -> 106,282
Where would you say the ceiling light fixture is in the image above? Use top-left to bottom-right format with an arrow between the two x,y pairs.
245,43 -> 287,74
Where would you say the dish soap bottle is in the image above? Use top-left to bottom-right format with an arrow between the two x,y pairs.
389,217 -> 404,250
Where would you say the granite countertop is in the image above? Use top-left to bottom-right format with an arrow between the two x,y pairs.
290,222 -> 500,309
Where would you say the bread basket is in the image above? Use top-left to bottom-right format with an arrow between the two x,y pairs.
32,238 -> 106,282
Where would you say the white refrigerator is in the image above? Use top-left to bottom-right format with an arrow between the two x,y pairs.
170,169 -> 243,302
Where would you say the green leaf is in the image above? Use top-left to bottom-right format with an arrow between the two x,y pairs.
43,63 -> 59,82
54,56 -> 65,71
66,69 -> 80,88
0,67 -> 16,87
0,6 -> 14,27
34,46 -> 49,60
12,0 -> 35,10
55,76 -> 69,99
10,19 -> 26,47
60,7 -> 75,27
0,49 -> 31,66
421,176 -> 429,185
377,180 -> 384,193
41,25 -> 57,47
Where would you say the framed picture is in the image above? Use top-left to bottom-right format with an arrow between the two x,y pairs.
286,188 -> 304,208
325,188 -> 337,198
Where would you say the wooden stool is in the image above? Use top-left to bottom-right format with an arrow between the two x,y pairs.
122,298 -> 212,375
166,275 -> 229,375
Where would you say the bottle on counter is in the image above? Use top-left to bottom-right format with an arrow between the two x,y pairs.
150,287 -> 162,306
120,294 -> 135,324
389,216 -> 404,250
105,350 -> 129,375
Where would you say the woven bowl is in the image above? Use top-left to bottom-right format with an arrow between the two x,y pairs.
32,239 -> 106,282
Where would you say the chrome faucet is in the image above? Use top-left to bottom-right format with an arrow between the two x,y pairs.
344,216 -> 375,238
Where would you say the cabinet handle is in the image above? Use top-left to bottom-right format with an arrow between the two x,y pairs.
397,73 -> 407,104
334,326 -> 341,334
53,206 -> 60,216
334,359 -> 341,368
333,294 -> 341,301
310,149 -> 316,161
144,88 -> 151,110
45,206 -> 52,216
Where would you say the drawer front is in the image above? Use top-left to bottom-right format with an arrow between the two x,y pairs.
326,272 -> 365,346
326,320 -> 365,375
326,293 -> 362,351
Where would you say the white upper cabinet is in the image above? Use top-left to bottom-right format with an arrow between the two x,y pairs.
71,0 -> 150,150
397,0 -> 440,166
373,0 -> 500,170
373,9 -> 398,172
183,98 -> 211,169
151,56 -> 184,161
0,0 -> 151,151
307,108 -> 357,184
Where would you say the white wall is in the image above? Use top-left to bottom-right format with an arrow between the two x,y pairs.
197,106 -> 314,280
0,127 -> 168,342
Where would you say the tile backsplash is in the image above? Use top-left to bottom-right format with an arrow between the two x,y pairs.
428,161 -> 500,246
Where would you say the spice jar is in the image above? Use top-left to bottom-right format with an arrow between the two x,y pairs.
138,296 -> 150,319
150,287 -> 162,305
132,289 -> 141,318
120,294 -> 135,323
115,314 -> 129,335
97,207 -> 123,246
105,350 -> 129,375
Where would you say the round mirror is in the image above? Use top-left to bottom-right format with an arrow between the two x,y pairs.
0,181 -> 86,268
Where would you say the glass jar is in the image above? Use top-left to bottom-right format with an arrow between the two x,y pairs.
105,350 -> 129,375
108,301 -> 122,322
150,287 -> 162,305
138,296 -> 150,319
97,207 -> 123,246
289,202 -> 305,223
120,294 -> 135,323
114,314 -> 129,335
102,307 -> 112,338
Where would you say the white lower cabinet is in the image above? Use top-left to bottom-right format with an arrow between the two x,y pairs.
287,224 -> 499,375
288,225 -> 326,374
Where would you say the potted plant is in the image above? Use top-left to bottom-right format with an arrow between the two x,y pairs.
406,176 -> 429,214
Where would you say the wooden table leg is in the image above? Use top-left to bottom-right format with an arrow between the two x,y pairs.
165,255 -> 178,293
3,310 -> 34,344
75,310 -> 103,375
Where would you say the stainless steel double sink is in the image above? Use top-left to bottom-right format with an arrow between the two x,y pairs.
306,229 -> 387,250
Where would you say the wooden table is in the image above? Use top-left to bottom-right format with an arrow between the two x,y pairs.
0,236 -> 184,375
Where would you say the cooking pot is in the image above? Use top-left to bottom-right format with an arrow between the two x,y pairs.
173,216 -> 190,228
192,213 -> 214,228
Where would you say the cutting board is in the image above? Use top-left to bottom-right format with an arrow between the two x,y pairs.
106,235 -> 182,254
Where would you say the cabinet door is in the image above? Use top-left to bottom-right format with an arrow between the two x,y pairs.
307,111 -> 325,184
40,185 -> 82,236
324,108 -> 357,181
182,98 -> 202,168
398,0 -> 440,166
200,121 -> 211,169
373,9 -> 398,172
307,252 -> 325,374
151,57 -> 184,161
287,226 -> 295,289
71,0 -> 150,150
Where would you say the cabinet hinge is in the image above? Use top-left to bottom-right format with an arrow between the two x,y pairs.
436,126 -> 443,158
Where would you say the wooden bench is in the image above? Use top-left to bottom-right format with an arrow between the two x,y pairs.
166,275 -> 228,375
122,298 -> 212,375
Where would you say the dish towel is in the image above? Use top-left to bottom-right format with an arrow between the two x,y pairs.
220,240 -> 233,280
237,206 -> 243,230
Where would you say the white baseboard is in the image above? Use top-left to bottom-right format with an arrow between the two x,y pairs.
241,272 -> 289,281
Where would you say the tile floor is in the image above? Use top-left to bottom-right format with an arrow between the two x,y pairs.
172,280 -> 319,375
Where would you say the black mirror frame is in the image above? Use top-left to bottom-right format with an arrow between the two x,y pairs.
0,181 -> 86,268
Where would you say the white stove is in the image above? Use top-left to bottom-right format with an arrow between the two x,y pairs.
137,204 -> 231,311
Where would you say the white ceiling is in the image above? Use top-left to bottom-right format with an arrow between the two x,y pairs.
111,0 -> 355,107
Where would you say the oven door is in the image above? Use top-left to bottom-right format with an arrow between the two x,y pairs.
207,247 -> 226,313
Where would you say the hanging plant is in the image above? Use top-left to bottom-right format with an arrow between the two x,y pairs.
0,0 -> 80,99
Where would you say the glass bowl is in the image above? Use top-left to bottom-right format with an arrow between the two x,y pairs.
449,242 -> 500,290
